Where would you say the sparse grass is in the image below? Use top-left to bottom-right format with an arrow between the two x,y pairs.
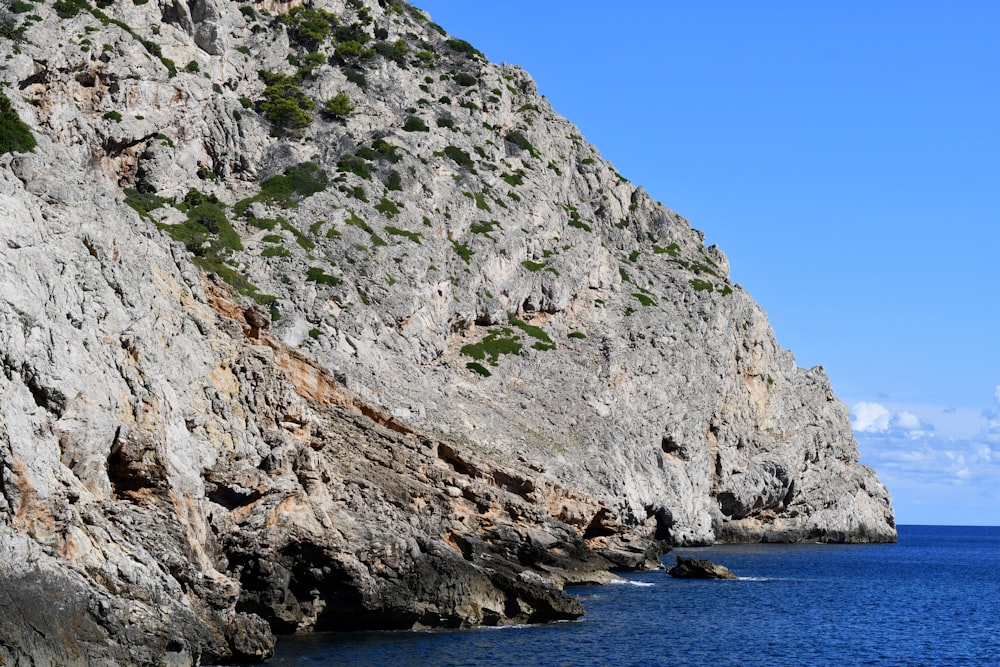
522,260 -> 545,272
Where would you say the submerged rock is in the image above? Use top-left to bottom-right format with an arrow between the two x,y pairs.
667,556 -> 739,580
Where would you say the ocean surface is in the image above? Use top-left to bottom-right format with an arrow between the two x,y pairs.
260,525 -> 1000,666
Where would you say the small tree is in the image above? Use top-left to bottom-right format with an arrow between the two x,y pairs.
322,93 -> 354,122
258,72 -> 314,137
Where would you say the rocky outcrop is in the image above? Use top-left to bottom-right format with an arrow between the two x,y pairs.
667,556 -> 738,580
0,0 -> 893,663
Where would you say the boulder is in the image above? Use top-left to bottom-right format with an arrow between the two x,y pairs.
666,556 -> 738,580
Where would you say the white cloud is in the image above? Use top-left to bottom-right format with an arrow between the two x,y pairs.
892,411 -> 923,431
852,401 -> 891,433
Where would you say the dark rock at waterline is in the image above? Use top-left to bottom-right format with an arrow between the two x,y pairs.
666,556 -> 738,580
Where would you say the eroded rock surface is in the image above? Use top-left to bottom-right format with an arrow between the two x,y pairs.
0,0 -> 893,663
667,556 -> 738,580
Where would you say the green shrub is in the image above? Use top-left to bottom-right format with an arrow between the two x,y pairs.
522,260 -> 545,272
452,72 -> 477,87
334,40 -> 374,63
53,0 -> 89,19
386,226 -> 421,243
654,242 -> 681,257
185,60 -> 200,73
436,116 -> 455,129
234,162 -> 328,216
403,115 -> 428,132
258,71 -> 314,136
306,266 -> 342,286
500,170 -> 524,186
690,278 -> 714,292
445,38 -> 483,59
385,170 -> 402,191
461,328 -> 521,365
568,331 -> 587,339
466,362 -> 491,377
123,188 -> 169,218
342,67 -> 367,88
375,39 -> 409,65
470,220 -> 500,236
261,246 -> 290,258
0,93 -> 36,154
322,92 -> 354,121
451,240 -> 472,263
280,6 -> 338,50
505,130 -> 538,157
103,110 -> 123,122
441,146 -> 474,169
337,154 -> 372,180
509,315 -> 552,344
375,197 -> 401,218
632,292 -> 657,307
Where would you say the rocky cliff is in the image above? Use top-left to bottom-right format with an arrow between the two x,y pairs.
0,0 -> 895,663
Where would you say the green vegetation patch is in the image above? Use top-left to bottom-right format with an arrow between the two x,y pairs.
690,278 -> 714,292
375,197 -> 402,218
322,93 -> 354,121
466,361 -> 491,377
280,6 -> 338,50
568,331 -> 587,339
451,240 -> 473,263
632,292 -> 657,307
522,260 -> 545,272
235,162 -> 328,216
306,266 -> 342,286
386,226 -> 421,243
509,315 -> 553,344
124,188 -> 170,219
500,170 -> 524,186
470,220 -> 501,237
258,71 -> 314,136
461,327 -> 522,365
441,146 -> 474,169
445,38 -> 483,59
654,243 -> 680,256
505,130 -> 539,158
403,115 -> 429,132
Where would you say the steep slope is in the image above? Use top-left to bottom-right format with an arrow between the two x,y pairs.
0,0 -> 894,663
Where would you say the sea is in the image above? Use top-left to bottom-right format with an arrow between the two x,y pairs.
259,525 -> 1000,666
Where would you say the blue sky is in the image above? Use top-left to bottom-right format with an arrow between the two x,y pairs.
414,1 -> 1000,526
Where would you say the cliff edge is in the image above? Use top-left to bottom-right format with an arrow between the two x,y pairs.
0,0 -> 894,663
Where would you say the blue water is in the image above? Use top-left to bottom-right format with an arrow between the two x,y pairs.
262,526 -> 1000,666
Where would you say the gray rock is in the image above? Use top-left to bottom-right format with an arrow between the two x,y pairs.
0,0 -> 895,661
667,556 -> 738,580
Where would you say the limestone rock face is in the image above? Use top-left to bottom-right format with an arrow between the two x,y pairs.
0,0 -> 893,662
